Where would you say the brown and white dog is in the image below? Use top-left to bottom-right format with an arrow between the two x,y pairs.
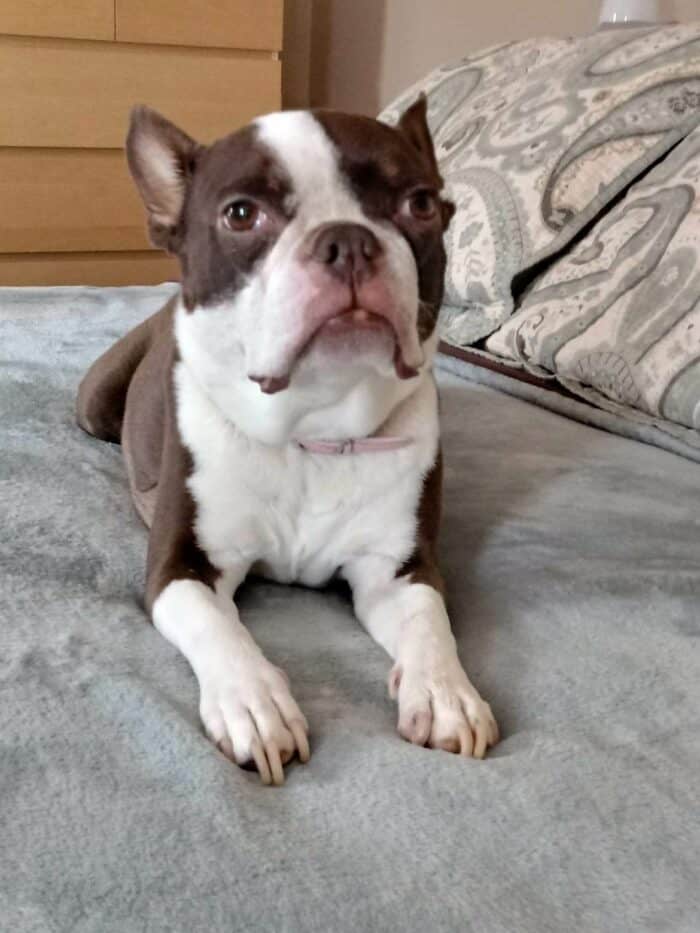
77,99 -> 499,785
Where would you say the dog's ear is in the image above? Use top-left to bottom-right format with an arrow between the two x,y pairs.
398,95 -> 453,228
397,94 -> 439,175
126,106 -> 201,252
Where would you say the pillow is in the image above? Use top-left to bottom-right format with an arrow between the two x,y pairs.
485,122 -> 700,432
380,24 -> 700,346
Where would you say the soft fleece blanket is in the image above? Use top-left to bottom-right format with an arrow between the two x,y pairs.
2,286 -> 699,933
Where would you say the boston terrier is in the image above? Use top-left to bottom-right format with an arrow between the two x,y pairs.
77,98 -> 499,785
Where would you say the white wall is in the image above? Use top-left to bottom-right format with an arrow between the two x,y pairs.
284,0 -> 699,115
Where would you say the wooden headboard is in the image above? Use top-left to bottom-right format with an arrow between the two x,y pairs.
0,0 -> 283,286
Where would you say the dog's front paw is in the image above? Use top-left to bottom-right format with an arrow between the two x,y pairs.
389,652 -> 498,760
199,655 -> 310,786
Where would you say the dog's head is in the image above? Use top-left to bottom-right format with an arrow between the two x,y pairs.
127,101 -> 453,444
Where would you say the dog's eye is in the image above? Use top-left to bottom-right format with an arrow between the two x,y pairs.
402,189 -> 439,222
223,199 -> 261,232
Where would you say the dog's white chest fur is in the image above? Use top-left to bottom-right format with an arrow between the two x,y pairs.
175,361 -> 440,587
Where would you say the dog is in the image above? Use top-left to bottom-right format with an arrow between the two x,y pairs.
77,98 -> 499,785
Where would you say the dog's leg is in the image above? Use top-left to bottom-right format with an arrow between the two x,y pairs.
344,555 -> 498,758
77,304 -> 171,442
152,576 -> 310,786
147,362 -> 309,786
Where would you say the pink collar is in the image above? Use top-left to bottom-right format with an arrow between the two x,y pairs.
296,435 -> 413,455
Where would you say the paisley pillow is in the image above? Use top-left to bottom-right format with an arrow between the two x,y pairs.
486,122 -> 700,433
380,24 -> 700,346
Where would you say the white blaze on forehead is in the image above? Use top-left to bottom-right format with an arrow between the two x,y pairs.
222,109 -> 425,394
254,111 -> 363,223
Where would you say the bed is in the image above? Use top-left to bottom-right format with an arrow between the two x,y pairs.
2,284 -> 699,932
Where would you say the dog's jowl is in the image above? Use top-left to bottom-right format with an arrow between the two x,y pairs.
77,99 -> 499,785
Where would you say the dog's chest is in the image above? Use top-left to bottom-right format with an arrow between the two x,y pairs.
175,363 -> 438,587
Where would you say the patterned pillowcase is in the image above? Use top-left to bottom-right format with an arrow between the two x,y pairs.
380,24 -> 700,346
486,122 -> 700,432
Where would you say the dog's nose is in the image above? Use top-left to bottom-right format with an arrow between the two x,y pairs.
310,223 -> 382,283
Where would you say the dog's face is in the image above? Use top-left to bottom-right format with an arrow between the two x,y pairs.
127,101 -> 453,444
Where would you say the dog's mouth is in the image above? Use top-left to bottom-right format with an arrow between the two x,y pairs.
319,307 -> 392,334
249,306 -> 421,395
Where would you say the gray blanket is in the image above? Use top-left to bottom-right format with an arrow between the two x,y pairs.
2,286 -> 699,933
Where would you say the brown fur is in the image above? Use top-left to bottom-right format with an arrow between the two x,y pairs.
76,304 -> 171,444
143,348 -> 219,613
398,450 -> 445,594
77,298 -> 218,611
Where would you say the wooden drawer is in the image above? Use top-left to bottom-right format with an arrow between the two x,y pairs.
0,252 -> 178,286
0,0 -> 114,42
116,0 -> 283,51
0,35 -> 281,148
0,149 -> 151,253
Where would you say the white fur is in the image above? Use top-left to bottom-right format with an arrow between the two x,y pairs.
344,562 -> 499,757
169,356 -> 497,765
175,359 -> 439,585
151,112 -> 498,779
175,300 -> 436,447
153,578 -> 309,786
154,360 -> 446,782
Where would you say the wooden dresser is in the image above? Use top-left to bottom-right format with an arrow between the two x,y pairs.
0,0 -> 283,285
